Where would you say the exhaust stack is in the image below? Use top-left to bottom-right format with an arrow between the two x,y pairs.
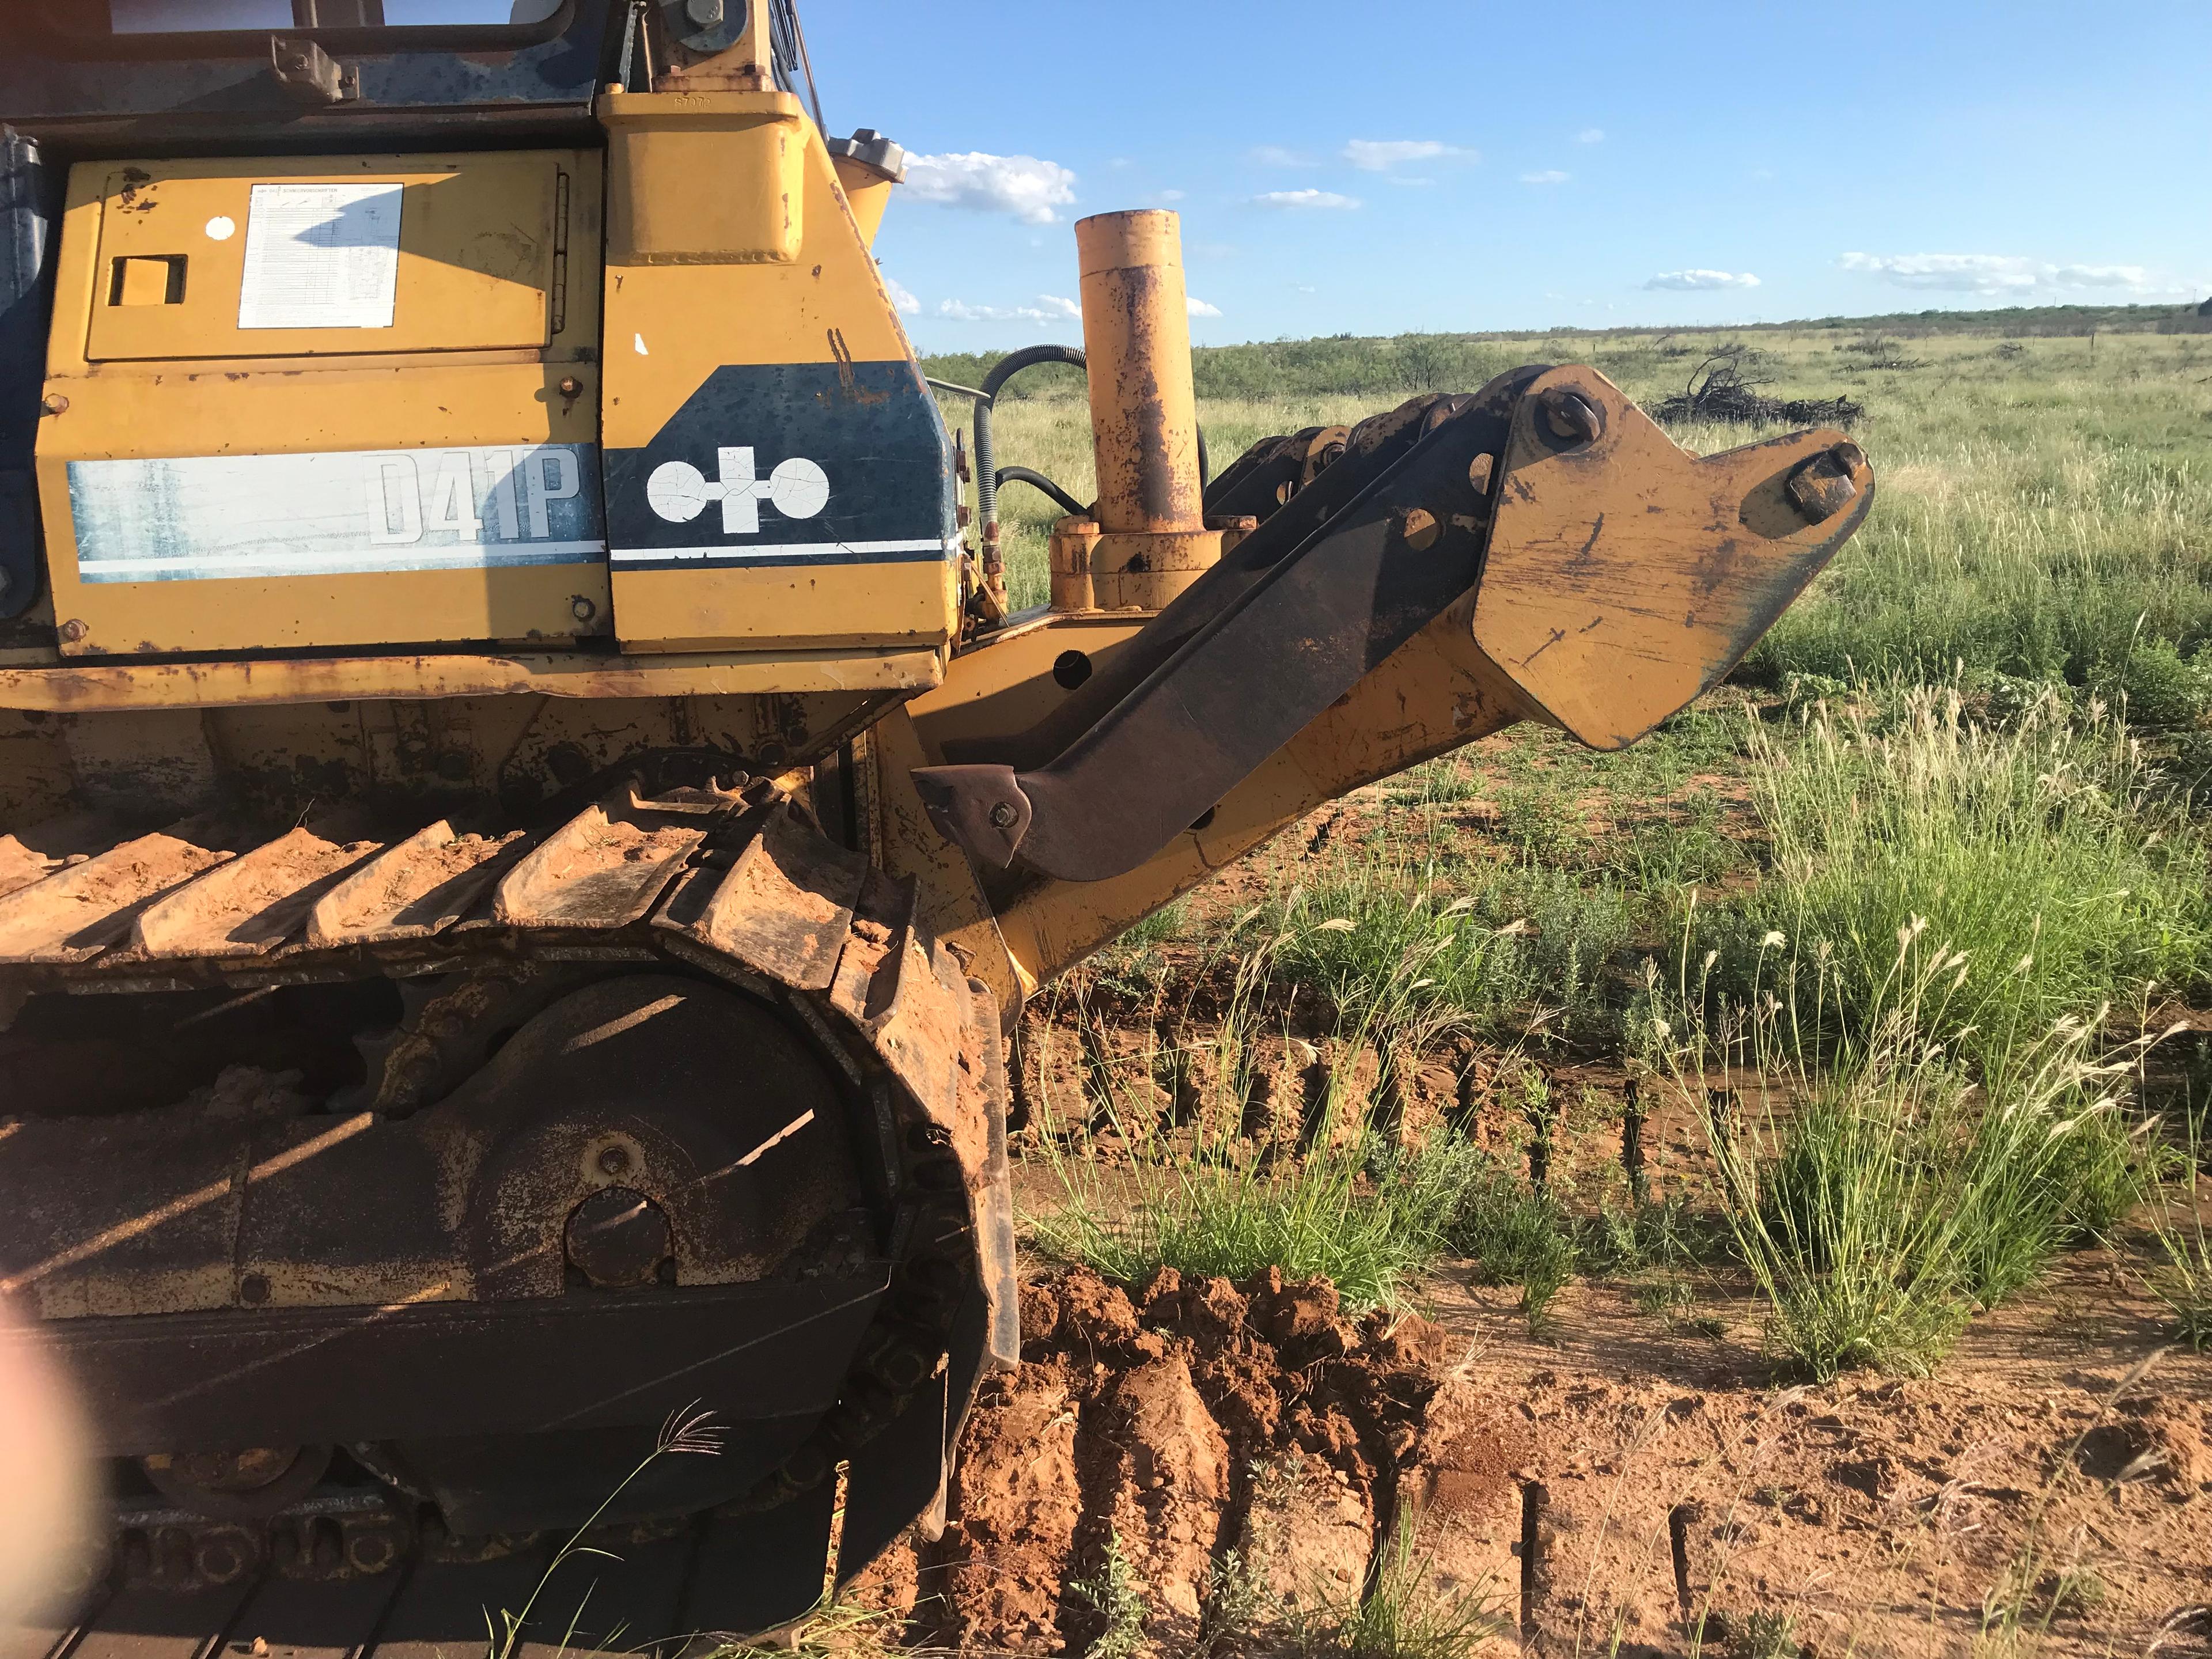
1071,210 -> 1219,609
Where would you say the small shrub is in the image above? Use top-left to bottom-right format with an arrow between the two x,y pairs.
2101,635 -> 2212,728
1447,1164 -> 1577,1325
1492,775 -> 1585,860
1729,1608 -> 1801,1659
1071,1532 -> 1149,1659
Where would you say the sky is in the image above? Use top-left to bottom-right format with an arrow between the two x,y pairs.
795,0 -> 2212,353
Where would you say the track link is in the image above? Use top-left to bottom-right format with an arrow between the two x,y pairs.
0,779 -> 1018,1643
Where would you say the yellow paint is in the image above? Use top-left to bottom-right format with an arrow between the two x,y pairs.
82,154 -> 565,361
0,643 -> 943,714
603,90 -> 805,265
1075,211 -> 1205,535
1070,210 -> 1219,611
1472,368 -> 1869,749
910,612 -> 1147,757
36,150 -> 605,657
611,561 -> 957,656
831,157 -> 895,248
600,89 -> 957,658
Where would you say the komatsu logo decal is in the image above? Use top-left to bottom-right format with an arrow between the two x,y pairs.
644,447 -> 830,534
66,445 -> 605,584
603,361 -> 959,573
614,441 -> 945,567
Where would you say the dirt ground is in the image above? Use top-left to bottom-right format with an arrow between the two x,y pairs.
847,1254 -> 2211,1657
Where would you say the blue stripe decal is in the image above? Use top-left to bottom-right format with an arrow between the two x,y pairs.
66,445 -> 606,584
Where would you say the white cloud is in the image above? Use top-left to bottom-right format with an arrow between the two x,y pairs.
1839,252 -> 2153,295
937,294 -> 1083,325
1157,188 -> 1187,202
1521,169 -> 1571,185
1252,188 -> 1361,210
1645,268 -> 1762,290
1248,145 -> 1312,167
1187,296 -> 1222,318
903,151 -> 1077,225
2052,263 -> 2150,287
1575,128 -> 1605,144
1343,138 -> 1476,171
881,274 -> 920,316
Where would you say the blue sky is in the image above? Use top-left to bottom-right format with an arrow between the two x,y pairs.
798,0 -> 2212,351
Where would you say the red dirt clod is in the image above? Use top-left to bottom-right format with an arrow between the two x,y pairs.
1056,1266 -> 1142,1353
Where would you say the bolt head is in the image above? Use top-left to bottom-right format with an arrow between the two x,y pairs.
58,619 -> 86,643
1786,448 -> 1863,522
570,596 -> 597,624
1537,388 -> 1605,447
987,801 -> 1018,830
558,376 -> 582,397
597,1143 -> 632,1176
39,393 -> 67,416
347,1531 -> 395,1573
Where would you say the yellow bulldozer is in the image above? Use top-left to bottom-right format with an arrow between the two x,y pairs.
0,0 -> 1871,1644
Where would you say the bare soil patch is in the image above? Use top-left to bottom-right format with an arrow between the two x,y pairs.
851,1260 -> 2210,1656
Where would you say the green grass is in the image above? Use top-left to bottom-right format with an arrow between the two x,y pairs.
1650,931 -> 2161,1378
1703,684 -> 2212,1070
931,323 -> 2212,690
968,315 -> 2212,1392
1281,1508 -> 1511,1659
1260,834 -> 1634,1047
2149,1111 -> 2212,1350
1029,926 -> 1491,1310
1032,1122 -> 1480,1314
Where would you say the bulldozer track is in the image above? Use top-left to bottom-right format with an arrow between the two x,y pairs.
0,777 -> 1016,1645
11,1507 -> 882,1659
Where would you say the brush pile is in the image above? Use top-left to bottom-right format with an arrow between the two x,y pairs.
1650,345 -> 1865,428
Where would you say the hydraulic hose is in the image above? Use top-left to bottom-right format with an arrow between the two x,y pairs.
975,344 -> 1087,537
994,465 -> 1087,520
968,345 -> 1208,536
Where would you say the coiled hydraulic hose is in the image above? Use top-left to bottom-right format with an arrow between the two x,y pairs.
974,344 -> 1088,537
940,344 -> 1210,542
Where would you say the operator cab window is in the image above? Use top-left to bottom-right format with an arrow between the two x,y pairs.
103,0 -> 562,33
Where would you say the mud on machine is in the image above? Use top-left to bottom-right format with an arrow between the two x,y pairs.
0,0 -> 1872,1638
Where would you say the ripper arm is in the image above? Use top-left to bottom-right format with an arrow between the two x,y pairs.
913,365 -> 1872,887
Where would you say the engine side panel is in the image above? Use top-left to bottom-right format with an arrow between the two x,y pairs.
35,149 -> 610,658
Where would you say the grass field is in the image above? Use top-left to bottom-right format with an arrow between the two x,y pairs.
926,313 -> 2212,1381
938,323 -> 2212,696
